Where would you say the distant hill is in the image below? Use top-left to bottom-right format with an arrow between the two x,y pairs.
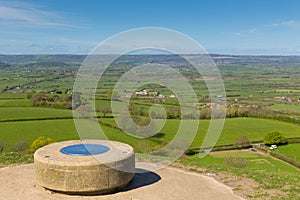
211,55 -> 300,66
23,62 -> 72,68
0,54 -> 85,64
1,54 -> 300,67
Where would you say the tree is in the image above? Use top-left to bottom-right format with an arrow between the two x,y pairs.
98,105 -> 111,118
167,107 -> 180,119
32,92 -> 48,106
264,130 -> 286,145
234,136 -> 250,149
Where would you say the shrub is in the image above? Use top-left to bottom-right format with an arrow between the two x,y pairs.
0,140 -> 7,152
12,141 -> 29,152
30,136 -> 54,152
184,149 -> 197,156
223,157 -> 249,168
264,130 -> 287,145
234,136 -> 251,149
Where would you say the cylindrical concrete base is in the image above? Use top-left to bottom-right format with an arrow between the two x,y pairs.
34,140 -> 135,194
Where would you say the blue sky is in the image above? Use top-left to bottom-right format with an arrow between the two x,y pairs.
1,0 -> 300,55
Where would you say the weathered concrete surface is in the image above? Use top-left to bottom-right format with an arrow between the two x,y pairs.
0,164 -> 244,200
34,140 -> 135,194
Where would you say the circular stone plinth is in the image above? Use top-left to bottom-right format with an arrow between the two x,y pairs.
34,140 -> 135,194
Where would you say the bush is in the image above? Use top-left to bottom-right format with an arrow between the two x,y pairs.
286,137 -> 300,144
12,141 -> 29,152
223,157 -> 249,168
30,136 -> 54,152
264,130 -> 287,145
234,136 -> 251,149
0,140 -> 6,152
184,149 -> 197,156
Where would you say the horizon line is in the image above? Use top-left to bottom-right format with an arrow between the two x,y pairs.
1,53 -> 300,57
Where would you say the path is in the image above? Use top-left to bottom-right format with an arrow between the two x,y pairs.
0,164 -> 244,200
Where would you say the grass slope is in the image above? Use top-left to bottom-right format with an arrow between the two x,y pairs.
179,150 -> 300,199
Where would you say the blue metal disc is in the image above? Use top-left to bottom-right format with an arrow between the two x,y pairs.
60,144 -> 110,156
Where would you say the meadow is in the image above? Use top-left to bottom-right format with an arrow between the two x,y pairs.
0,99 -> 31,107
0,107 -> 72,121
275,143 -> 300,162
179,150 -> 300,199
99,117 -> 300,147
2,116 -> 300,153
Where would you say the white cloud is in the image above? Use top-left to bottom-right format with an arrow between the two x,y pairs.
222,28 -> 257,37
0,1 -> 82,29
270,20 -> 300,27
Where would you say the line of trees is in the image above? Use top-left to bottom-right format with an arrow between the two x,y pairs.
31,92 -> 82,110
97,104 -> 300,125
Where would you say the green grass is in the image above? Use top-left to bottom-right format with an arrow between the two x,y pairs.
0,116 -> 287,152
210,150 -> 299,173
0,107 -> 73,121
269,104 -> 300,113
0,99 -> 32,107
0,118 -> 160,152
100,117 -> 300,148
0,119 -> 78,150
0,93 -> 25,99
275,143 -> 300,162
193,118 -> 300,147
0,152 -> 33,167
211,150 -> 260,158
179,150 -> 300,199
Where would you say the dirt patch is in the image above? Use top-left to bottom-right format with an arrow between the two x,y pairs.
173,163 -> 290,200
250,158 -> 275,167
215,172 -> 260,198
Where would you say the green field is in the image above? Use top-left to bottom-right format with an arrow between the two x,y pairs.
0,118 -> 161,151
0,107 -> 73,121
2,109 -> 300,152
1,117 -> 300,152
100,117 -> 300,147
269,104 -> 300,113
275,143 -> 300,162
207,150 -> 299,173
0,99 -> 31,107
0,93 -> 26,99
0,119 -> 78,148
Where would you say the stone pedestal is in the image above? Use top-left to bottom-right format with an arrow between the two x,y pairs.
34,140 -> 135,194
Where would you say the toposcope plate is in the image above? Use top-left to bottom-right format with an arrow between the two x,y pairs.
60,144 -> 110,156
